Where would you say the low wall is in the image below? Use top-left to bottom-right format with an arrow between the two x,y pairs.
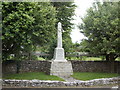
71,61 -> 120,73
2,60 -> 120,76
2,60 -> 51,76
2,77 -> 119,88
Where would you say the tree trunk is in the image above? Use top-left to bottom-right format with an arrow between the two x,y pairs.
106,54 -> 109,61
106,53 -> 117,61
105,53 -> 117,73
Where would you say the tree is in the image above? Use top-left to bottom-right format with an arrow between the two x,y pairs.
51,2 -> 76,32
49,2 -> 76,54
79,2 -> 120,61
2,2 -> 56,61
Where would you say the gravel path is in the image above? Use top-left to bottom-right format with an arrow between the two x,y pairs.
59,76 -> 83,82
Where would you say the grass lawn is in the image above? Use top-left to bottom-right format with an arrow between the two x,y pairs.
67,56 -> 120,61
3,72 -> 119,81
3,72 -> 64,81
72,72 -> 119,81
37,57 -> 46,60
84,57 -> 102,61
67,57 -> 103,61
116,57 -> 120,61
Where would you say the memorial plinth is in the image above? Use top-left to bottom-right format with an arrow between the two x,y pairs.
52,48 -> 66,62
50,61 -> 73,77
50,22 -> 73,77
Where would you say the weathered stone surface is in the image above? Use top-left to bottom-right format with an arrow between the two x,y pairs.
52,22 -> 67,62
2,60 -> 51,76
2,77 -> 119,88
52,48 -> 67,62
57,22 -> 62,48
71,61 -> 120,73
50,22 -> 73,77
50,61 -> 73,76
2,60 -> 120,75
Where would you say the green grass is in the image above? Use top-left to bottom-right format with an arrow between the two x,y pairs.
3,72 -> 64,81
84,57 -> 102,61
37,57 -> 45,60
67,56 -> 120,61
116,57 -> 120,61
72,72 -> 119,81
3,72 -> 119,81
67,56 -> 103,61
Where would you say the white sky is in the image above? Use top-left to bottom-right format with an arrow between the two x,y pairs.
70,0 -> 95,43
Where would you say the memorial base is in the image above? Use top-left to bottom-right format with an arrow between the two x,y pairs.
50,61 -> 73,77
52,48 -> 67,62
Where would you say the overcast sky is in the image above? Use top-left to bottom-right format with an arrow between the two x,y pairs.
70,0 -> 95,43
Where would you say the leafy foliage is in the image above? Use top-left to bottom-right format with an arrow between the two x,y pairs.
79,2 -> 120,61
52,2 -> 76,32
2,2 -> 76,61
2,2 -> 56,61
48,2 -> 76,57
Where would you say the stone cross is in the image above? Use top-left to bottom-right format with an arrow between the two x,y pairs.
52,22 -> 67,62
50,22 -> 73,77
57,22 -> 62,48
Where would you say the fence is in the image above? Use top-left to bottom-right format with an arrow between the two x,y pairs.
66,52 -> 106,60
10,52 -> 51,60
9,52 -> 109,61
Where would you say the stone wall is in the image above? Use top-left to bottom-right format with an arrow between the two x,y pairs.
19,60 -> 51,74
2,60 -> 17,75
71,61 -> 120,73
2,60 -> 120,76
2,60 -> 51,76
2,77 -> 119,88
